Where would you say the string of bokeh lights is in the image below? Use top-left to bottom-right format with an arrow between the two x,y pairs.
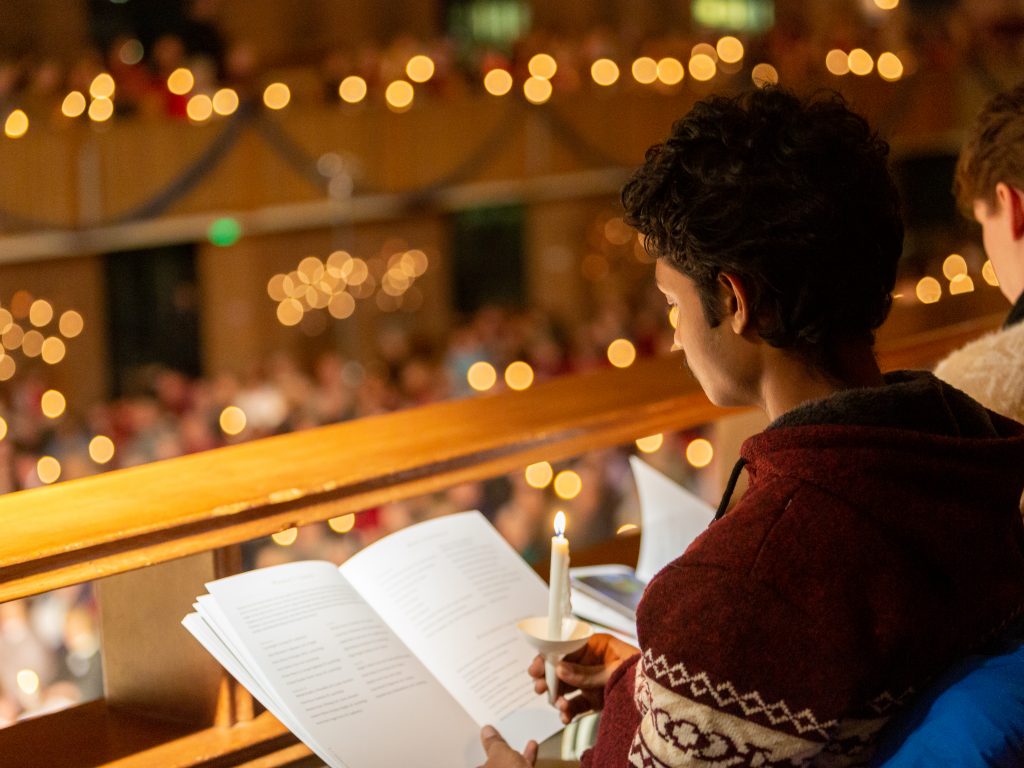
267,246 -> 430,330
0,293 -> 112,485
2,8 -> 918,141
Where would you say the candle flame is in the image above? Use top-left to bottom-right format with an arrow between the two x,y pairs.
553,510 -> 566,537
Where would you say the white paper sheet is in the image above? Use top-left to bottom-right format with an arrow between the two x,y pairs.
630,456 -> 715,582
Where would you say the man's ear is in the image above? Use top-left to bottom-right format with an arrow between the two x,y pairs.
995,183 -> 1024,240
718,273 -> 751,335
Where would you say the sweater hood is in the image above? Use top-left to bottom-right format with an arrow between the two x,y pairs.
740,371 -> 1024,590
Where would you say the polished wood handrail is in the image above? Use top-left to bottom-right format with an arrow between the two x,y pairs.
0,311 -> 1002,604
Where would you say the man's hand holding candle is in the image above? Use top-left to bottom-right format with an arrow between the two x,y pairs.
528,633 -> 640,724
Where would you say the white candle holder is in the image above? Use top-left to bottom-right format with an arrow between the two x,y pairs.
517,616 -> 593,705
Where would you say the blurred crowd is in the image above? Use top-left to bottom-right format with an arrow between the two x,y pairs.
0,297 -> 709,727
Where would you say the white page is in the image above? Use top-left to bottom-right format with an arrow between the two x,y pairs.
182,613 -> 338,767
202,560 -> 484,768
341,511 -> 563,749
631,456 -> 715,582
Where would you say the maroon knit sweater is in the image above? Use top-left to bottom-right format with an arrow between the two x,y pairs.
582,372 -> 1024,767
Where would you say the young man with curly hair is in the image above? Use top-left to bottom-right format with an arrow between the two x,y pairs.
478,88 -> 1024,768
935,82 -> 1024,423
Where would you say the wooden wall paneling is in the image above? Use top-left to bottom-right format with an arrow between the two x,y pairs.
96,546 -> 249,728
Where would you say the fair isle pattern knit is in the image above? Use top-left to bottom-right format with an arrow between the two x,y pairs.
628,652 -> 824,767
934,321 -> 1024,424
625,653 -> 913,768
640,650 -> 836,738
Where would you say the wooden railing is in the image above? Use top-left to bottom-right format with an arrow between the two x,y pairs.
0,311 -> 1004,768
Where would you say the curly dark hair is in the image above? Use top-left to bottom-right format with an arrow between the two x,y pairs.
622,87 -> 903,372
954,81 -> 1024,217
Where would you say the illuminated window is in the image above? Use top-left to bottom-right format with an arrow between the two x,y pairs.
448,0 -> 531,52
691,0 -> 774,32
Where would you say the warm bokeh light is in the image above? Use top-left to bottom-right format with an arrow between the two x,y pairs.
267,274 -> 288,301
89,435 -> 115,464
298,256 -> 325,283
949,275 -> 975,295
3,324 -> 24,350
187,94 -> 213,122
635,434 -> 664,453
528,53 -> 557,80
21,330 -> 43,357
167,67 -> 194,95
876,52 -> 903,81
29,299 -> 53,327
41,337 -> 66,365
0,309 -> 10,334
716,36 -> 744,64
90,73 -> 115,99
632,57 -> 658,84
826,49 -> 850,75
554,470 -> 583,500
0,353 -> 14,381
219,406 -> 247,435
590,58 -> 620,86
401,249 -> 429,277
37,456 -> 61,484
272,528 -> 298,546
467,361 -> 497,392
212,88 -> 239,116
58,309 -> 84,338
751,63 -> 779,86
263,82 -> 291,110
617,523 -> 639,535
525,461 -> 554,489
4,109 -> 28,139
874,0 -> 899,9
942,254 -> 968,280
504,361 -> 534,391
669,305 -> 679,329
406,55 -> 435,83
16,669 -> 40,695
688,53 -> 717,82
483,69 -> 513,96
339,75 -> 368,103
326,250 -> 352,277
982,260 -> 1000,287
345,258 -> 369,285
329,514 -> 356,534
690,43 -> 717,60
686,438 -> 714,468
88,97 -> 114,122
41,389 -> 66,419
607,338 -> 637,368
523,77 -> 553,104
848,49 -> 874,76
385,80 -> 415,111
656,57 -> 685,85
328,292 -> 356,319
277,298 -> 304,326
915,276 -> 942,304
62,91 -> 87,118
0,416 -> 6,441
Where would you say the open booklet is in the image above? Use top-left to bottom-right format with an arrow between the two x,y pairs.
182,511 -> 563,768
569,456 -> 715,636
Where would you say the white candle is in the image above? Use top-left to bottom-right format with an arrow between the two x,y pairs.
546,510 -> 570,703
